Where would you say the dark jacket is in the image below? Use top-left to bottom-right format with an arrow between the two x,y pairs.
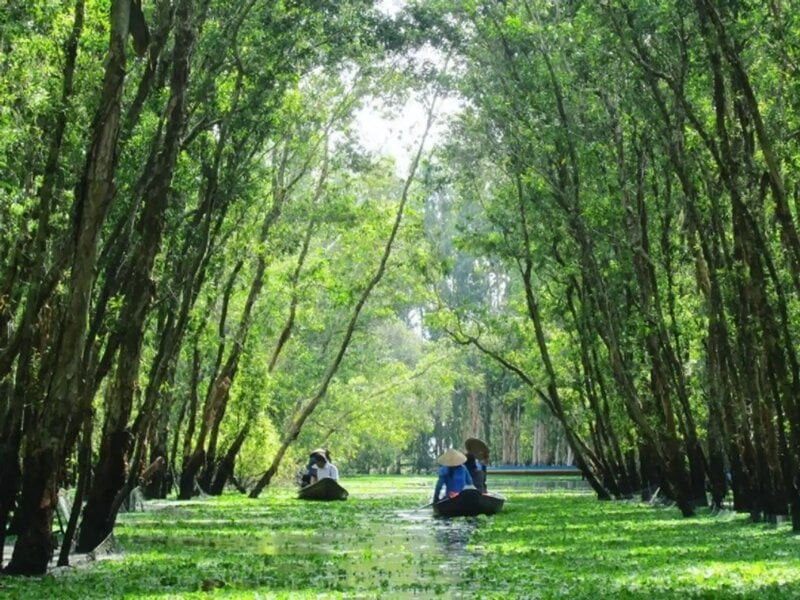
465,456 -> 487,493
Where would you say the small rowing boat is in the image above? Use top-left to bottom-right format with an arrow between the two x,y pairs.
433,488 -> 505,517
297,478 -> 349,501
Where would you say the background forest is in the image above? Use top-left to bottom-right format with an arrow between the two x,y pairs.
2,0 -> 800,577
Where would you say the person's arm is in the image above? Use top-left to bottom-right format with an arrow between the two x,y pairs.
331,464 -> 339,481
433,474 -> 444,503
310,466 -> 318,483
464,465 -> 473,486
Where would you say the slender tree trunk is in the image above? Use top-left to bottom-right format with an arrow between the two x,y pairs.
0,2 -> 86,554
249,82 -> 443,497
143,394 -> 172,499
57,415 -> 92,566
491,176 -> 612,500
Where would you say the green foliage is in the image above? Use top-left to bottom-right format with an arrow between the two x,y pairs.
407,0 -> 800,514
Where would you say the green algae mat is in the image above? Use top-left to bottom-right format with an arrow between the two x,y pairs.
1,476 -> 799,598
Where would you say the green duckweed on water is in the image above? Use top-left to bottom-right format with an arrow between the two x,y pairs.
1,476 -> 799,599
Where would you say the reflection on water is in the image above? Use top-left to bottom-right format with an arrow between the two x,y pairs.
256,507 -> 483,596
387,508 -> 481,595
432,515 -> 478,557
394,508 -> 479,556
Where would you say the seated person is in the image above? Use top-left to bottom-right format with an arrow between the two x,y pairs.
301,448 -> 333,486
464,452 -> 487,493
433,448 -> 473,502
310,452 -> 339,482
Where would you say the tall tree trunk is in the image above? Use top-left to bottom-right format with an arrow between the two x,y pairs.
0,2 -> 86,554
76,0 -> 195,552
143,389 -> 172,499
5,0 -> 131,575
180,190 -> 284,498
57,414 -> 92,566
187,130 -> 332,498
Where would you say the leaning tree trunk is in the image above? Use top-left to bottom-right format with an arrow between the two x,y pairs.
144,134 -> 240,496
57,415 -> 92,566
209,420 -> 251,495
76,0 -> 195,552
205,220 -> 314,493
521,277 -> 611,501
143,392 -> 173,499
181,146 -> 290,498
249,83 -> 442,498
0,0 -> 85,563
4,0 -> 130,575
0,412 -> 22,567
566,282 -> 628,496
185,124 -> 331,498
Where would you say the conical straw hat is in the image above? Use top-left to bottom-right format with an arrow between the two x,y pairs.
437,448 -> 467,467
464,438 -> 489,462
310,448 -> 328,462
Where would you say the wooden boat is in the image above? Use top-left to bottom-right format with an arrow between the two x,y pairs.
433,488 -> 505,517
297,477 -> 348,501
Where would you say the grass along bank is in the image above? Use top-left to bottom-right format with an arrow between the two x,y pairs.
0,476 -> 798,598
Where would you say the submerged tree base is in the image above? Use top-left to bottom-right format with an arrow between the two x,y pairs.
1,476 -> 798,598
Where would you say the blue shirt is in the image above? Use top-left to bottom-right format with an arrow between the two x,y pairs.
433,465 -> 473,502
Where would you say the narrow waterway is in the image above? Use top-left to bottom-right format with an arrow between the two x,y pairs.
4,475 -> 798,599
252,477 -> 488,596
262,475 -> 591,596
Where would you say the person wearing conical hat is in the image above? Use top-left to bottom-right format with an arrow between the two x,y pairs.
464,438 -> 489,493
300,448 -> 335,487
310,451 -> 339,484
311,448 -> 331,462
433,448 -> 473,503
464,452 -> 487,493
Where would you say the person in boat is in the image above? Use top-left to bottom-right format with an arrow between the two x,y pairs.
301,448 -> 333,486
464,452 -> 487,493
310,451 -> 339,483
464,437 -> 490,493
432,448 -> 473,503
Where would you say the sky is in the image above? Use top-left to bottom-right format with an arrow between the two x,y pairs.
354,93 -> 462,177
353,0 -> 463,177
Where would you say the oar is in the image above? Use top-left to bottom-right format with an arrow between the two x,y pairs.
416,500 -> 436,510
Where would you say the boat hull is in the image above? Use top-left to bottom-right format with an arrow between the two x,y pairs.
297,477 -> 349,501
433,488 -> 505,517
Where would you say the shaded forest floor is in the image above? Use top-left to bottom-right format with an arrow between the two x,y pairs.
1,476 -> 799,598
